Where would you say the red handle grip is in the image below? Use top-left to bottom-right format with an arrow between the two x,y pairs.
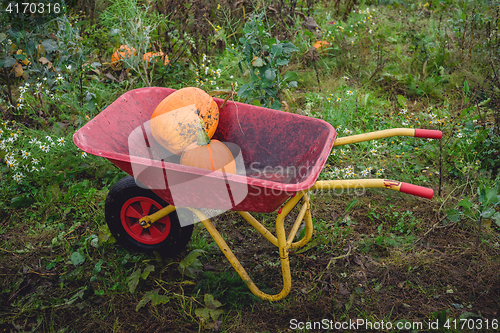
400,183 -> 434,199
414,129 -> 443,139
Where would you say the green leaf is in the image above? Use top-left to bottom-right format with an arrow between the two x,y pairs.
51,183 -> 61,201
42,39 -> 58,53
270,99 -> 281,110
98,224 -> 115,245
178,249 -> 205,279
204,294 -> 222,309
70,251 -> 86,266
0,33 -> 6,43
141,265 -> 155,280
446,209 -> 461,223
457,199 -> 472,211
150,291 -> 170,306
493,212 -> 500,227
396,95 -> 406,108
481,207 -> 495,218
478,186 -> 486,204
127,269 -> 142,293
195,300 -> 224,323
75,20 -> 90,28
280,42 -> 299,54
345,199 -> 358,214
275,58 -> 289,66
136,289 -> 169,311
264,68 -> 276,81
463,79 -> 470,96
283,71 -> 298,81
485,187 -> 499,206
287,81 -> 298,88
56,173 -> 65,184
270,43 -> 283,58
195,307 -> 211,322
303,30 -> 314,38
13,54 -> 26,61
11,195 -> 33,208
209,309 -> 224,321
296,235 -> 328,254
179,249 -> 205,268
93,259 -> 103,274
238,83 -> 250,99
3,56 -> 16,68
136,291 -> 153,311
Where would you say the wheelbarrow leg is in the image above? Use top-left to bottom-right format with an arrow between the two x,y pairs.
189,192 -> 313,301
192,208 -> 293,301
291,194 -> 314,249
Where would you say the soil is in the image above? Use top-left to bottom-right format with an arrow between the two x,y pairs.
1,191 -> 500,332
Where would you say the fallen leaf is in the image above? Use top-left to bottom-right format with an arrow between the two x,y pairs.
39,57 -> 53,69
12,63 -> 23,77
104,73 -> 118,82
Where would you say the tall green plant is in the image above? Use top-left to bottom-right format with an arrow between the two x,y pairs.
446,180 -> 500,244
235,12 -> 298,109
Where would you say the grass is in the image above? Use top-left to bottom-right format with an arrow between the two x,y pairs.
1,0 -> 500,331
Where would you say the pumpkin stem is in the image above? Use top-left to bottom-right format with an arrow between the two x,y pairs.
196,118 -> 211,146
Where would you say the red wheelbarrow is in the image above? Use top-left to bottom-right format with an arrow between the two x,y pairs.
73,87 -> 442,301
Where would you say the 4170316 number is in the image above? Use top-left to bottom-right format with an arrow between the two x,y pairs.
5,2 -> 61,15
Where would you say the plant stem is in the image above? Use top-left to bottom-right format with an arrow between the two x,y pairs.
477,215 -> 482,248
3,68 -> 13,114
312,50 -> 321,91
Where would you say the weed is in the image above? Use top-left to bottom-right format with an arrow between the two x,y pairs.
194,271 -> 261,309
234,11 -> 299,109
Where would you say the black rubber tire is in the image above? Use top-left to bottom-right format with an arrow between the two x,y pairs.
105,175 -> 194,256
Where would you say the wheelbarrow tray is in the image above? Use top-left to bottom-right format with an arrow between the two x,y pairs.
73,87 -> 336,213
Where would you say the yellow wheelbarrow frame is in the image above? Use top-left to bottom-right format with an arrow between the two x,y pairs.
138,128 -> 441,301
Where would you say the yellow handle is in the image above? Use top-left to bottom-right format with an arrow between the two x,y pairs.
333,128 -> 415,146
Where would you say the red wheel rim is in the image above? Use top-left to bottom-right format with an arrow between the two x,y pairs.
120,196 -> 171,245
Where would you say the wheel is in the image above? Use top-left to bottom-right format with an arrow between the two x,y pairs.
105,175 -> 194,256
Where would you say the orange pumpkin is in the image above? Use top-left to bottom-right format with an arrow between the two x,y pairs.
143,52 -> 169,67
313,40 -> 330,54
150,87 -> 219,155
180,122 -> 237,174
111,45 -> 137,68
